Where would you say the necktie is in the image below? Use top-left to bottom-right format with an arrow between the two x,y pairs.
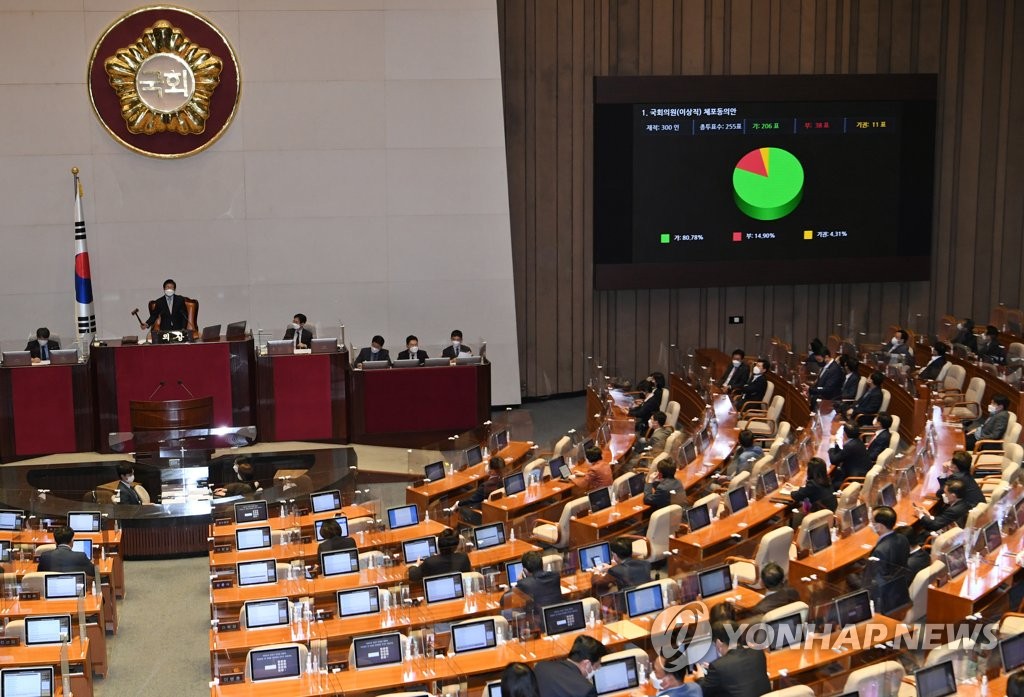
295,331 -> 299,348
42,344 -> 48,360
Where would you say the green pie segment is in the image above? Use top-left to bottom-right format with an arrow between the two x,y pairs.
732,147 -> 804,221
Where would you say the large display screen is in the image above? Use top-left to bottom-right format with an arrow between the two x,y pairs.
593,75 -> 937,288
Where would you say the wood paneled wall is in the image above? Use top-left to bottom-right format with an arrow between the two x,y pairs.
497,0 -> 1024,398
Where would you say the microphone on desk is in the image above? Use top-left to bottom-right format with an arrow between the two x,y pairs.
148,381 -> 165,399
178,380 -> 196,398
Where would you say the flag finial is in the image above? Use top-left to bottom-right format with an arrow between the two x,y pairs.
71,166 -> 79,175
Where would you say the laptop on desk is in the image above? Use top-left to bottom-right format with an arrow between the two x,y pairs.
225,321 -> 246,339
311,338 -> 337,354
2,351 -> 31,367
50,349 -> 78,365
266,340 -> 293,356
200,325 -> 221,342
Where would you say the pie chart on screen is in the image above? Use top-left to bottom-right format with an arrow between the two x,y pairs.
732,147 -> 804,221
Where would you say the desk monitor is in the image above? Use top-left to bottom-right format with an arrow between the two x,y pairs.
310,489 -> 341,514
625,583 -> 664,618
243,598 -> 290,630
592,655 -> 639,696
226,321 -> 247,339
485,682 -> 502,697
764,612 -> 803,650
423,462 -> 445,483
266,340 -> 293,356
70,539 -> 92,558
233,500 -> 268,524
0,510 -> 22,531
473,522 -> 506,551
361,359 -> 390,370
0,666 -> 54,697
236,559 -> 278,587
681,441 -> 698,465
686,504 -> 712,532
424,572 -> 465,604
727,487 -> 749,514
43,573 -> 85,600
200,325 -> 221,342
352,632 -> 403,669
248,645 -> 301,682
402,536 -> 438,564
543,600 -> 586,636
697,565 -> 733,598
0,540 -> 9,562
2,351 -> 31,367
834,589 -> 873,627
465,445 -> 484,468
914,660 -> 957,697
588,487 -> 612,513
785,453 -> 800,478
849,502 -> 869,532
759,469 -> 780,495
423,357 -> 451,367
999,631 -> 1024,672
23,615 -> 72,646
808,524 -> 832,553
984,521 -> 1003,553
391,358 -> 420,369
503,472 -> 526,496
878,483 -> 897,508
493,429 -> 510,452
578,542 -> 611,571
548,456 -> 566,480
558,462 -> 573,480
944,544 -> 968,579
337,586 -> 381,618
386,504 -> 419,530
314,516 -> 348,541
320,549 -> 359,577
310,338 -> 336,354
49,349 -> 78,365
455,355 -> 483,365
67,511 -> 101,533
235,525 -> 272,552
627,473 -> 645,497
451,618 -> 497,653
505,560 -> 524,587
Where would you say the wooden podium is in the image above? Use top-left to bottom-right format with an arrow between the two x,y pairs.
129,397 -> 214,431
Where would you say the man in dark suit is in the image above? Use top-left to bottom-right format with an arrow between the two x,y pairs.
829,423 -> 871,489
915,480 -> 970,531
917,342 -> 949,381
25,327 -> 60,362
866,413 -> 893,464
38,526 -> 95,578
951,318 -> 979,354
978,325 -> 1007,364
856,506 -> 911,614
594,537 -> 651,591
142,279 -> 190,333
697,620 -> 772,697
719,349 -> 750,390
937,451 -> 985,507
535,635 -> 607,697
282,313 -> 313,349
808,350 -> 843,406
965,394 -> 1011,451
846,371 -> 884,425
353,335 -> 390,366
833,356 -> 861,414
745,563 -> 800,618
884,329 -> 912,358
514,550 -> 563,609
114,464 -> 143,505
408,530 -> 471,582
397,335 -> 429,362
644,459 -> 682,511
441,329 -> 472,358
733,359 -> 770,410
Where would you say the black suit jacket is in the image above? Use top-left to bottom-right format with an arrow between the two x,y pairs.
24,339 -> 61,360
629,388 -> 664,423
397,348 -> 429,362
407,551 -> 471,582
442,345 -> 472,358
920,498 -> 970,531
37,545 -> 95,577
937,471 -> 986,508
534,659 -> 596,697
720,362 -> 750,389
146,294 -> 189,331
608,558 -> 652,590
809,361 -> 843,399
918,355 -> 948,381
116,481 -> 143,505
747,586 -> 801,617
354,347 -> 390,366
863,531 -> 911,613
829,438 -> 871,483
865,429 -> 892,464
737,374 -> 768,407
282,327 -> 313,347
516,570 -> 564,608
838,371 -> 860,401
698,646 -> 772,697
317,535 -> 357,556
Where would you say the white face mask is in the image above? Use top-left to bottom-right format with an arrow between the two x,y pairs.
125,475 -> 134,484
957,323 -> 964,330
649,676 -> 664,691
38,338 -> 47,344
732,359 -> 741,367
408,345 -> 418,352
942,493 -> 950,504
291,322 -> 300,330
989,404 -> 998,414
164,289 -> 174,298
232,464 -> 239,474
753,366 -> 762,375
452,340 -> 461,348
891,336 -> 899,345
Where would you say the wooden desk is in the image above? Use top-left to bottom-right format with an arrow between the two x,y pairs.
569,495 -> 649,547
0,361 -> 94,462
0,597 -> 108,678
482,478 -> 576,524
405,441 -> 534,515
670,496 -> 791,573
10,529 -> 125,598
255,351 -> 350,443
948,355 -> 1024,417
210,505 -> 375,539
0,638 -> 92,697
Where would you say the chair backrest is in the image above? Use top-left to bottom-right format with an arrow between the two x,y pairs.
649,452 -> 671,472
754,526 -> 794,579
692,492 -> 720,518
762,687 -> 815,697
1006,421 -> 1022,447
855,376 -> 868,400
796,510 -> 833,551
601,647 -> 651,676
875,447 -> 895,471
749,455 -> 775,485
774,421 -> 791,443
860,466 -> 884,502
841,660 -> 905,695
33,543 -> 56,557
541,553 -> 563,574
838,482 -> 862,509
904,560 -> 946,624
762,600 -> 809,624
659,389 -> 670,413
943,364 -> 966,392
1006,443 -> 1024,466
728,471 -> 750,494
889,414 -> 901,440
551,436 -> 572,460
1010,342 -> 1024,361
522,458 -> 547,483
245,643 -> 307,681
762,381 -> 775,405
989,482 -> 1011,509
21,572 -> 52,595
965,501 -> 989,530
663,430 -> 684,456
1001,461 -> 1021,486
935,362 -> 951,384
643,505 -> 683,559
664,401 -> 681,429
925,637 -> 976,670
961,376 -> 985,406
612,472 -> 634,501
879,389 -> 891,413
557,497 -> 590,543
580,596 -> 600,622
931,528 -> 964,562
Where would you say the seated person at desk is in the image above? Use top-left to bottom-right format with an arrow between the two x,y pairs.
884,329 -> 912,359
511,550 -> 563,613
848,506 -> 910,614
534,635 -> 607,697
978,325 -> 1007,364
804,337 -> 826,369
113,464 -> 143,505
354,335 -> 390,366
808,349 -> 843,406
829,423 -> 871,489
917,342 -> 949,381
732,359 -> 769,411
865,412 -> 893,464
896,525 -> 932,578
711,429 -> 761,492
951,318 -> 979,354
915,479 -> 970,531
574,446 -> 612,493
141,278 -> 189,332
745,562 -> 800,617
788,457 -> 837,515
638,411 -> 673,455
501,663 -> 541,697
696,620 -> 772,697
25,327 -> 60,362
844,371 -> 884,425
651,653 -> 702,697
441,329 -> 472,358
720,349 -> 749,391
317,518 -> 356,555
1009,673 -> 1024,697
283,313 -> 312,349
457,456 -> 504,508
214,457 -> 260,497
408,529 -> 470,582
833,355 -> 861,413
38,526 -> 95,578
397,335 -> 428,362
937,451 -> 985,507
644,459 -> 681,511
965,394 -> 1011,451
627,379 -> 661,430
592,537 -> 651,590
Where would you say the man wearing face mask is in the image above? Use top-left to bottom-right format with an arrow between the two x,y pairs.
936,451 -> 985,508
24,327 -> 60,363
951,318 -> 978,354
282,313 -> 312,349
720,349 -> 749,390
142,278 -> 190,333
650,654 -> 702,696
441,329 -> 472,358
214,456 -> 260,497
965,394 -> 1010,451
978,325 -> 1007,364
354,335 -> 390,367
865,412 -> 893,464
114,464 -> 143,505
808,349 -> 843,407
732,358 -> 769,411
917,341 -> 948,381
828,423 -> 871,489
845,371 -> 884,425
883,329 -> 912,358
397,335 -> 429,363
534,634 -> 607,697
696,620 -> 772,697
915,480 -> 970,531
852,506 -> 910,614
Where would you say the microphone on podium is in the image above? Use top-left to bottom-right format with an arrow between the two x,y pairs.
177,380 -> 196,398
148,381 -> 165,399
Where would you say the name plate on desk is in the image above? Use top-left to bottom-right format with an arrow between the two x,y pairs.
220,673 -> 244,684
213,518 -> 232,526
0,637 -> 20,647
213,545 -> 231,554
218,621 -> 240,632
212,579 -> 233,590
18,592 -> 40,601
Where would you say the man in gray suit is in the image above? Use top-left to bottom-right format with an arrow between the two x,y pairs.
965,394 -> 1011,451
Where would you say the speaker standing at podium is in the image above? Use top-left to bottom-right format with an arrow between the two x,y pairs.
142,279 -> 189,331
24,327 -> 60,362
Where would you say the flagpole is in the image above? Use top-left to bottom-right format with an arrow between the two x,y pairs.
72,167 -> 97,356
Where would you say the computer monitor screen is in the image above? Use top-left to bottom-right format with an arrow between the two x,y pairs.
233,500 -> 268,524
0,667 -> 54,697
849,503 -> 868,532
235,526 -> 272,552
503,472 -> 526,496
914,661 -> 957,697
834,590 -> 873,627
785,453 -> 800,477
808,524 -> 832,553
486,682 -> 502,697
945,544 -> 967,579
310,490 -> 341,513
71,539 -> 92,558
424,573 -> 465,604
43,573 -> 85,599
248,645 -> 301,682
627,473 -> 646,497
588,488 -> 612,513
451,618 -> 497,653
473,523 -> 506,551
320,549 -> 359,577
236,560 -> 277,586
402,536 -> 438,564
592,656 -> 639,696
543,601 -> 586,636
465,445 -> 484,468
314,516 -> 348,541
0,540 -> 9,562
548,457 -> 565,479
578,542 -> 611,571
697,565 -> 733,598
337,586 -> 381,618
878,483 -> 897,508
727,487 -> 749,513
0,510 -> 22,531
682,442 -> 698,464
687,504 -> 712,531
493,430 -> 509,452
352,633 -> 403,668
985,521 -> 1002,553
24,615 -> 71,646
243,599 -> 290,629
66,511 -> 100,533
764,612 -> 803,650
1000,632 -> 1024,672
386,504 -> 419,530
505,561 -> 524,587
625,584 -> 664,618
759,470 -> 779,495
423,462 -> 445,483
